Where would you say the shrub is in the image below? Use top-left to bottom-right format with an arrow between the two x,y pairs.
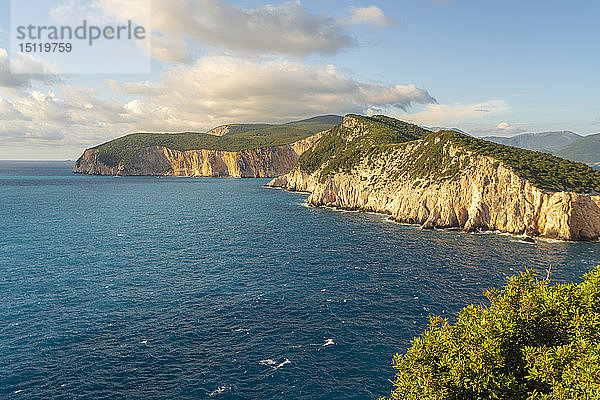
382,266 -> 600,400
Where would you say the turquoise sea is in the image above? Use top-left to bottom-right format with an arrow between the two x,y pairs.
1,161 -> 598,399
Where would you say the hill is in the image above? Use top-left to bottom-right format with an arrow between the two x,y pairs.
556,132 -> 600,165
298,115 -> 599,193
75,115 -> 342,171
270,114 -> 600,241
206,115 -> 343,137
481,130 -> 581,153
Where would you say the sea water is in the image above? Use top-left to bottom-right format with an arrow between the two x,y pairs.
1,161 -> 598,399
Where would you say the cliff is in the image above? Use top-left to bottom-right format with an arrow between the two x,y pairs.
74,131 -> 324,177
269,114 -> 600,241
73,115 -> 342,177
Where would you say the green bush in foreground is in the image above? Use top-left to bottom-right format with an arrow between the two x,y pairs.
383,267 -> 600,400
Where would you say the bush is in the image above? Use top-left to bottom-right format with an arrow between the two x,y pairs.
383,267 -> 600,400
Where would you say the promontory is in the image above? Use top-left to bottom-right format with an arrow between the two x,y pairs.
73,115 -> 342,177
268,114 -> 600,241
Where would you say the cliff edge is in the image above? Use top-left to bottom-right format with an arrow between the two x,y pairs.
269,114 -> 600,241
73,115 -> 340,177
74,131 -> 324,178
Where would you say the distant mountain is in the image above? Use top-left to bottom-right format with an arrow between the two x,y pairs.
557,133 -> 600,165
482,131 -> 582,153
426,126 -> 469,135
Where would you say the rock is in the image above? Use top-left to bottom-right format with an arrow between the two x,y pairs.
268,116 -> 600,242
73,131 -> 325,178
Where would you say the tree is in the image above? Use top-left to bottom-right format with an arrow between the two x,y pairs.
383,266 -> 600,400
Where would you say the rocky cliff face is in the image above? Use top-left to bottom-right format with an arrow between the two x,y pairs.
269,116 -> 600,241
73,131 -> 324,178
206,125 -> 231,136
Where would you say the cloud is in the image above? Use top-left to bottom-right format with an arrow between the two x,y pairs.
0,54 -> 435,149
344,6 -> 398,29
0,85 -> 133,145
0,48 -> 60,88
107,55 -> 436,130
400,100 -> 509,125
93,0 -> 355,61
495,122 -> 524,134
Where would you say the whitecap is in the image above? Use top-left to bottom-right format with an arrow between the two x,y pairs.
260,358 -> 291,370
274,359 -> 291,370
209,385 -> 231,396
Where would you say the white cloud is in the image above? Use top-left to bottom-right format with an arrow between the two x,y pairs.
0,84 -> 134,146
344,6 -> 398,29
91,0 -> 355,61
0,49 -> 60,88
400,100 -> 509,125
495,122 -> 522,134
50,0 -> 107,24
0,53 -> 436,149
107,55 -> 436,131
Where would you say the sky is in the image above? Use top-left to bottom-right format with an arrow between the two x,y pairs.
0,0 -> 598,160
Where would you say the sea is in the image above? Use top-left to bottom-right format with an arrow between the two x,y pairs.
1,161 -> 598,400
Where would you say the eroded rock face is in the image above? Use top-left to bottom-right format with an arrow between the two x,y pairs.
73,131 -> 324,178
268,155 -> 600,241
205,125 -> 230,136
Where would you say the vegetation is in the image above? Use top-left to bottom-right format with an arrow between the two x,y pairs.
382,267 -> 600,400
557,133 -> 600,165
296,114 -> 600,193
296,114 -> 431,179
92,115 -> 342,167
445,130 -> 600,193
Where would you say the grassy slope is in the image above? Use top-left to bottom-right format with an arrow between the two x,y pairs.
92,115 -> 342,167
296,115 -> 600,193
557,132 -> 600,164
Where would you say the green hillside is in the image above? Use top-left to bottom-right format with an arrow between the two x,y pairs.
297,114 -> 432,177
92,115 -> 342,167
212,115 -> 343,136
556,133 -> 600,164
297,115 -> 600,193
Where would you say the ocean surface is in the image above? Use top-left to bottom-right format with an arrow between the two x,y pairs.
1,161 -> 598,400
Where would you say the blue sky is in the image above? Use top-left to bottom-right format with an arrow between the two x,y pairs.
0,0 -> 598,159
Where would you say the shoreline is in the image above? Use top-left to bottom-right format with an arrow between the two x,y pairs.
268,184 -> 598,244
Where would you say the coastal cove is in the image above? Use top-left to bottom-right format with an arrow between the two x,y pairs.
1,161 -> 598,399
